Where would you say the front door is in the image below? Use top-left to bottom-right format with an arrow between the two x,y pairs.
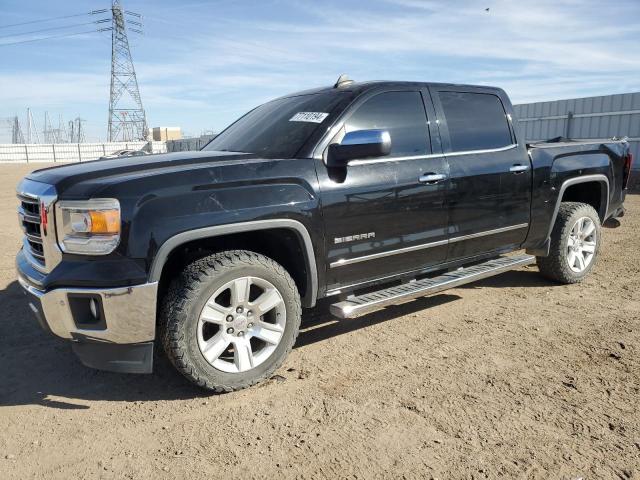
316,89 -> 449,292
430,87 -> 531,260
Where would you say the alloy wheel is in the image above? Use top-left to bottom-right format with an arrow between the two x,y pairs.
566,216 -> 597,273
196,276 -> 286,373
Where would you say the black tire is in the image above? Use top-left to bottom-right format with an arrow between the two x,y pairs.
160,250 -> 301,392
536,202 -> 601,284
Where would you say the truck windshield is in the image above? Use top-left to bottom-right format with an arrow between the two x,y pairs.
202,91 -> 351,158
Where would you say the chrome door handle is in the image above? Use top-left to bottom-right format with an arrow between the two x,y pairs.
510,164 -> 529,173
419,173 -> 447,184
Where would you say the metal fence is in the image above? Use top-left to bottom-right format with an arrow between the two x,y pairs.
0,141 -> 167,163
166,134 -> 216,152
514,92 -> 640,189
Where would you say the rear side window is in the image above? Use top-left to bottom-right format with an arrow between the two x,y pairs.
344,91 -> 430,157
438,92 -> 512,152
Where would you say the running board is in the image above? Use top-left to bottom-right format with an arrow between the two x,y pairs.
330,254 -> 535,319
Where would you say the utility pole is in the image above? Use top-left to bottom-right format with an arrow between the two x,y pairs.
58,114 -> 68,143
76,117 -> 85,143
107,0 -> 147,142
43,111 -> 54,143
11,116 -> 25,144
68,117 -> 86,143
26,108 -> 40,144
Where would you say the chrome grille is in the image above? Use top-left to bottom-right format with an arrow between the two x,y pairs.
18,194 -> 46,267
17,178 -> 61,274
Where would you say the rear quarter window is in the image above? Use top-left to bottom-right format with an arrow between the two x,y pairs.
438,91 -> 512,152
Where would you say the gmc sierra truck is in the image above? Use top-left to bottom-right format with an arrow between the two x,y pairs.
16,77 -> 632,392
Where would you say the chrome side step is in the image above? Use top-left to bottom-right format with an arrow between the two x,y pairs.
330,254 -> 535,319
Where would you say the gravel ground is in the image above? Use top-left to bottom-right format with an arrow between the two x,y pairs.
1,163 -> 639,479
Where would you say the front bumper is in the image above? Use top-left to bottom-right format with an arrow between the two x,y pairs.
17,265 -> 157,374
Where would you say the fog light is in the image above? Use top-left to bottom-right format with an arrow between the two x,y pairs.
89,298 -> 98,319
68,294 -> 106,330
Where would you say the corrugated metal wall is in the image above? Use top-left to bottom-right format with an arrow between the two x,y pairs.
514,92 -> 640,189
166,134 -> 217,152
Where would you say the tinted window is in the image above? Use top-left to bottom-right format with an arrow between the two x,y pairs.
438,92 -> 512,151
344,91 -> 430,157
204,92 -> 351,158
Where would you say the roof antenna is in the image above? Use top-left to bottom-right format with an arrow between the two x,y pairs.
334,74 -> 354,88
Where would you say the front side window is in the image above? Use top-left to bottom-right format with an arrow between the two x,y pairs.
438,91 -> 512,152
204,91 -> 351,158
343,91 -> 430,157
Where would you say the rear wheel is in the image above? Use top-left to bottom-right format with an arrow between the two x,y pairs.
160,250 -> 301,392
536,202 -> 601,284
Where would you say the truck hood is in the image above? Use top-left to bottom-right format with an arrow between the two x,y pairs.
26,150 -> 257,195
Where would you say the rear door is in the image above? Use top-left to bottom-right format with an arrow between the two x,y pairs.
315,88 -> 449,292
430,87 -> 531,260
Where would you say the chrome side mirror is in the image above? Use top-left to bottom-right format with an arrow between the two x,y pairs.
327,129 -> 391,167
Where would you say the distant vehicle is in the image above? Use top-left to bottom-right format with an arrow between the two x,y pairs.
100,149 -> 148,159
16,77 -> 632,393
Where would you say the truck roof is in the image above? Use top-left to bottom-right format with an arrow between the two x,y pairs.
280,80 -> 504,100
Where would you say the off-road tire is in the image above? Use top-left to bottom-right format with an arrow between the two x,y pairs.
159,250 -> 301,392
536,202 -> 601,284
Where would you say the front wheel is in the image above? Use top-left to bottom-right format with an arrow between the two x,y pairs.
160,250 -> 301,392
536,202 -> 601,284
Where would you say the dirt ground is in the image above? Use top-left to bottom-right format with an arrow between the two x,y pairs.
1,163 -> 639,479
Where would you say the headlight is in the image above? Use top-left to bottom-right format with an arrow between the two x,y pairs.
55,199 -> 121,255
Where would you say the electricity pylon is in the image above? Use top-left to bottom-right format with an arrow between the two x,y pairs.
107,0 -> 147,142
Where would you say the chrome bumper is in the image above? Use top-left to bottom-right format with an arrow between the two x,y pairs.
17,274 -> 158,344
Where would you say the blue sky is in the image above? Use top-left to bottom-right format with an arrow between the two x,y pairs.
1,0 -> 639,142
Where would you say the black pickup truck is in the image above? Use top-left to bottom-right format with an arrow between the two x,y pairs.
16,77 -> 632,392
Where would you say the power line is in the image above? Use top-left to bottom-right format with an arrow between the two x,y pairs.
0,29 -> 107,47
0,19 -> 110,40
0,10 -> 108,29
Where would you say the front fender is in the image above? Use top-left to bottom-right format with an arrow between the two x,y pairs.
97,158 -> 325,306
146,218 -> 318,307
127,179 -> 318,258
